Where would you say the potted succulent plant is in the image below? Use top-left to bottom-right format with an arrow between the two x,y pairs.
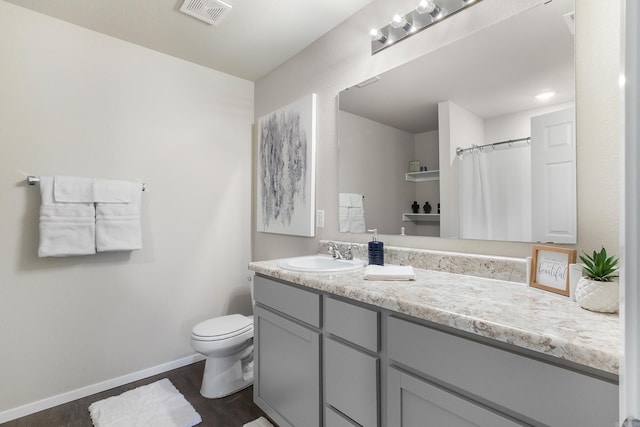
575,247 -> 620,313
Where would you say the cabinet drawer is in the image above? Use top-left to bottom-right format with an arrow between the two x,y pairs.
326,297 -> 379,352
254,275 -> 321,328
387,316 -> 618,427
325,338 -> 379,427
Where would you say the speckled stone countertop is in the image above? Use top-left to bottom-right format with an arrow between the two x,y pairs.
249,251 -> 619,376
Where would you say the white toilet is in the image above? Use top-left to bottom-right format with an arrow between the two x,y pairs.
191,313 -> 254,398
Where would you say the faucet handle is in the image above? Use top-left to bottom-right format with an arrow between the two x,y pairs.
327,242 -> 336,257
345,244 -> 354,260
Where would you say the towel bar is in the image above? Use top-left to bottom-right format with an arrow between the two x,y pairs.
27,176 -> 146,191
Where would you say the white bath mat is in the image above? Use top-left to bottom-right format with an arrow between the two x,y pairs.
88,378 -> 201,427
243,417 -> 274,427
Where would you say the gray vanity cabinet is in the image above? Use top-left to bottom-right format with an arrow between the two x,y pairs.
253,274 -> 619,427
253,276 -> 322,427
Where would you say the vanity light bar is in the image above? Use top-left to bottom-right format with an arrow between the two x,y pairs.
370,0 -> 483,55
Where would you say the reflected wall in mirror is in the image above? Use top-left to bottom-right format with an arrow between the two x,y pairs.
338,0 -> 576,243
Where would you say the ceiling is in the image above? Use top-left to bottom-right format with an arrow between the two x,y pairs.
3,0 -> 374,81
339,0 -> 575,134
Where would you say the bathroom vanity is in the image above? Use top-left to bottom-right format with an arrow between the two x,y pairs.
249,246 -> 619,427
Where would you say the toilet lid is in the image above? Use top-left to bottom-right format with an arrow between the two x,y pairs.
192,314 -> 253,340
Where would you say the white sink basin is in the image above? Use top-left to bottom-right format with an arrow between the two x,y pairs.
278,255 -> 366,273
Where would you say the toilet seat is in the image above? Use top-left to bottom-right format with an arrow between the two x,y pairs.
192,314 -> 253,342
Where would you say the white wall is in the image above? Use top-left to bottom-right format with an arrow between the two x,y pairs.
0,1 -> 253,417
338,111 -> 415,235
254,0 -> 620,260
414,130 -> 439,237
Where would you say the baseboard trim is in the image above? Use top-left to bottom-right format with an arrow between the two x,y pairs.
0,353 -> 205,424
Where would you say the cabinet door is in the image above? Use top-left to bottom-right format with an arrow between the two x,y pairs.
254,306 -> 321,427
325,338 -> 378,427
387,368 -> 524,427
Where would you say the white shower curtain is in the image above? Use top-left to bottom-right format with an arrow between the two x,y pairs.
457,146 -> 532,241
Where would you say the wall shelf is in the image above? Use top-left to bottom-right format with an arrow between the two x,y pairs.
402,213 -> 440,222
405,170 -> 440,182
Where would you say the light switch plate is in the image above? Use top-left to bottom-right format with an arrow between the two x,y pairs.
316,210 -> 324,228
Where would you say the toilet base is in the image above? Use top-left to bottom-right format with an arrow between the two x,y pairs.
200,343 -> 254,399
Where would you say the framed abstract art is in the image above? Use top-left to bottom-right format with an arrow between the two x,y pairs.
256,93 -> 317,237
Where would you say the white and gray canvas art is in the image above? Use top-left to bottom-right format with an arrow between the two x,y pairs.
257,93 -> 316,236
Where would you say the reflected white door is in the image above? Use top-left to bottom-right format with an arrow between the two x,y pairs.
531,107 -> 577,243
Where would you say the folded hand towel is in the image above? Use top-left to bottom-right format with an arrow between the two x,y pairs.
93,179 -> 132,203
339,207 -> 366,233
53,176 -> 94,203
339,193 -> 351,207
364,264 -> 416,281
95,181 -> 143,252
349,193 -> 364,208
38,176 -> 96,257
339,192 -> 364,208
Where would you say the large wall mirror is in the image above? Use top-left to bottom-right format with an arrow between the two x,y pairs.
338,0 -> 575,243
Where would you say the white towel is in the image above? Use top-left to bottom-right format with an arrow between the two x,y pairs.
349,193 -> 364,208
53,176 -> 94,202
364,264 -> 416,281
339,192 -> 364,208
339,207 -> 366,233
95,180 -> 143,252
94,179 -> 132,203
38,176 -> 96,257
339,193 -> 365,233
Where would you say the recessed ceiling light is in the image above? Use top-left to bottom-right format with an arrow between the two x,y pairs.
535,91 -> 556,100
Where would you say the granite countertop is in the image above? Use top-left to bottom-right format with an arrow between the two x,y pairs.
249,257 -> 620,376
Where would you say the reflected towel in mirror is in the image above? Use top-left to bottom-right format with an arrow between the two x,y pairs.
339,192 -> 365,233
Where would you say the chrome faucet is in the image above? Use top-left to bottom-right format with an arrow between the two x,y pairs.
327,243 -> 354,260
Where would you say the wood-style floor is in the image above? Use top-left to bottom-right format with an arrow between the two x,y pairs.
3,361 -> 269,427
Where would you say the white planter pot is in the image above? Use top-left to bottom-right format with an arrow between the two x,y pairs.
574,278 -> 619,313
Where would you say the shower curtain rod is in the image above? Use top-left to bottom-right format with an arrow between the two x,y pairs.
455,137 -> 530,157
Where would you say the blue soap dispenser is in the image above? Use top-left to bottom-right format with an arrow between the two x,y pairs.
367,229 -> 384,266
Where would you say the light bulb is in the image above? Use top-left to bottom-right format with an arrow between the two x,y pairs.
370,28 -> 387,43
416,0 -> 435,14
390,14 -> 412,31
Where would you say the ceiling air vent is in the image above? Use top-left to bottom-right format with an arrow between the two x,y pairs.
179,0 -> 232,26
